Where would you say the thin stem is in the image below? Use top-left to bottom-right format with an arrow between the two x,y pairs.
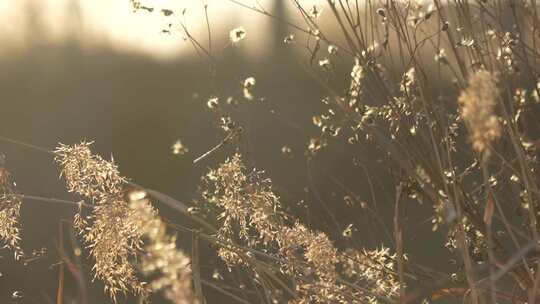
17,195 -> 91,208
0,135 -> 53,155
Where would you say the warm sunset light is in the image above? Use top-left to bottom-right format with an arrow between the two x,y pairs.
0,0 -> 280,59
1,0 -> 539,303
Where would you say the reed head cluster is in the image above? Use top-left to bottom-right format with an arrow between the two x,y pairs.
55,142 -> 147,300
0,161 -> 23,260
130,196 -> 196,304
458,70 -> 501,157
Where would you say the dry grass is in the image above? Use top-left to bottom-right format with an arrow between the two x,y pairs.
2,0 -> 540,303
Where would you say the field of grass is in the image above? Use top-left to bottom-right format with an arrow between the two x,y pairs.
2,0 -> 540,303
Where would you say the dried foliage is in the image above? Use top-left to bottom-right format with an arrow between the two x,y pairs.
130,197 -> 196,304
458,70 -> 501,157
54,142 -> 126,201
342,248 -> 400,298
4,0 -> 540,303
202,154 -> 284,266
201,154 -> 400,303
56,143 -> 147,301
0,158 -> 23,260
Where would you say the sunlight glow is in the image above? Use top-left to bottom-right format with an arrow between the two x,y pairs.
0,0 -> 277,60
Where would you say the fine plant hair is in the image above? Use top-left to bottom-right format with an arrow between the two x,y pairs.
129,196 -> 196,304
56,142 -> 198,302
200,153 -> 400,303
458,70 -> 501,158
56,142 -> 149,300
0,156 -> 24,261
2,0 -> 540,303
128,0 -> 540,302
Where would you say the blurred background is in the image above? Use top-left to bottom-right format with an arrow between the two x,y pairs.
0,0 -> 450,303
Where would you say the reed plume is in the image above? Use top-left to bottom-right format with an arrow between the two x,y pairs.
130,196 -> 196,304
202,153 -> 283,266
0,158 -> 24,260
458,70 -> 501,157
55,142 -> 147,301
